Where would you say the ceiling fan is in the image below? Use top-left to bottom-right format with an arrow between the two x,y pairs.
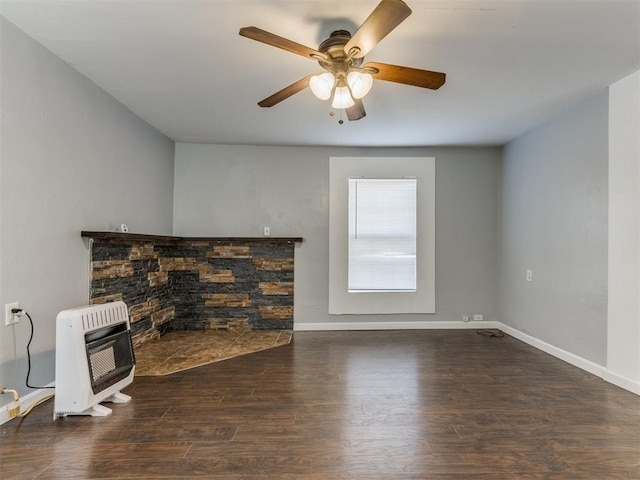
239,0 -> 446,122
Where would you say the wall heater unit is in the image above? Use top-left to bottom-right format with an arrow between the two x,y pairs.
54,301 -> 135,420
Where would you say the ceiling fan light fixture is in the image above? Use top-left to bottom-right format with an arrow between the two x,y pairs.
309,72 -> 335,100
347,71 -> 373,99
331,85 -> 355,109
240,0 -> 447,120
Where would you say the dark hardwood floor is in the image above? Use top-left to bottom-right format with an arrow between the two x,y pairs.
2,330 -> 639,479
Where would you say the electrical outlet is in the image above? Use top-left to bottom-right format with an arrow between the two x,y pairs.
473,314 -> 484,321
263,226 -> 270,236
526,269 -> 533,282
462,315 -> 470,322
5,302 -> 20,326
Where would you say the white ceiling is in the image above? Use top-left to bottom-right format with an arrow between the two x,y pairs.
2,0 -> 639,147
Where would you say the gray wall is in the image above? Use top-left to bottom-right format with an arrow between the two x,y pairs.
0,18 -> 175,405
174,143 -> 501,327
607,69 -> 640,389
499,90 -> 609,365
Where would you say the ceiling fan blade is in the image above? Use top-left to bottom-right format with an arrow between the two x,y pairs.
346,99 -> 366,121
257,75 -> 314,108
239,27 -> 327,61
344,0 -> 412,59
364,62 -> 446,89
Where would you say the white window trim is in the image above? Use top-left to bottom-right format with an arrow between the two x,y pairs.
329,156 -> 435,315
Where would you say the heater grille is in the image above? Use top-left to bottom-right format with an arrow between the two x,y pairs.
89,346 -> 116,380
86,328 -> 135,394
80,302 -> 129,333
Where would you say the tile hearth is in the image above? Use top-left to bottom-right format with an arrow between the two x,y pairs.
133,330 -> 292,376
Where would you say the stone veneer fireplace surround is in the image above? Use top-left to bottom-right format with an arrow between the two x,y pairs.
82,232 -> 302,346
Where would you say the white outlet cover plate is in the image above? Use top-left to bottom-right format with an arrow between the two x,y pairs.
5,302 -> 20,326
473,314 -> 484,321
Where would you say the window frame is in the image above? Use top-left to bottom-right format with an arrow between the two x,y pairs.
329,156 -> 435,315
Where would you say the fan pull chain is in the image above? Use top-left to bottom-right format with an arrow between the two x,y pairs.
329,110 -> 345,124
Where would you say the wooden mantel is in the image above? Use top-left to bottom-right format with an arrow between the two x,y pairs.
81,231 -> 303,245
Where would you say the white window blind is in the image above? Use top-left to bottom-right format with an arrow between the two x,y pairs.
348,178 -> 417,292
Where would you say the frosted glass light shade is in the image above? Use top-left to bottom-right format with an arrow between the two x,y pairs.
331,86 -> 355,109
347,71 -> 373,99
309,72 -> 335,100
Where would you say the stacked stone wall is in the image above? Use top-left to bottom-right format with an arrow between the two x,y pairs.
88,236 -> 296,346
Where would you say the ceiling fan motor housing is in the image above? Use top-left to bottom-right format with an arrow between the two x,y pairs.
317,30 -> 363,79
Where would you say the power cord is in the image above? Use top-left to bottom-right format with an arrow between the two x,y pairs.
12,309 -> 55,389
476,329 -> 504,338
0,309 -> 56,420
1,386 -> 54,419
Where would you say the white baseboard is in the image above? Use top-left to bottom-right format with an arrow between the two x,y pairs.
496,323 -> 606,378
294,320 -> 502,331
0,383 -> 55,425
602,369 -> 640,395
498,323 -> 640,396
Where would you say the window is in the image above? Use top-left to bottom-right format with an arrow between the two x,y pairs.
348,178 -> 417,292
329,157 -> 435,315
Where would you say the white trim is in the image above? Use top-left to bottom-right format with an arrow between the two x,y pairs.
294,321 -> 501,331
499,323 -> 639,395
497,323 -> 606,378
0,383 -> 55,425
329,157 -> 436,314
602,370 -> 640,395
